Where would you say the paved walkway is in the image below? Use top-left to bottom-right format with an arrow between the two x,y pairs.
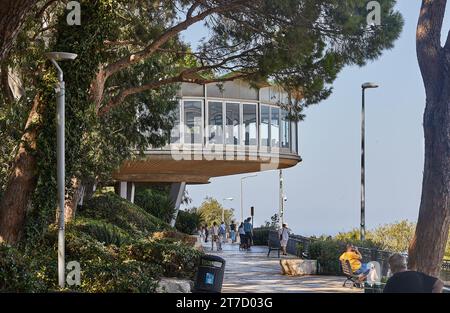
202,241 -> 361,293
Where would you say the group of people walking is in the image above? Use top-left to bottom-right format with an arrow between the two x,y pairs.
197,219 -> 292,254
197,218 -> 255,252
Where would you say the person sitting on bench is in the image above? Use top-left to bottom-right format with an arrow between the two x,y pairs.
339,244 -> 370,281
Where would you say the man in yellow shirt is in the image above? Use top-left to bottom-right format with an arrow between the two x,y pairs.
339,244 -> 370,276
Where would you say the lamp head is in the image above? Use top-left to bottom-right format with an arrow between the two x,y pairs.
45,52 -> 78,61
362,82 -> 379,89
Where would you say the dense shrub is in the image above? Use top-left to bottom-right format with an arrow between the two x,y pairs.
309,239 -> 346,275
134,188 -> 175,223
175,209 -> 203,235
64,229 -> 161,292
0,244 -> 45,292
121,238 -> 202,279
1,192 -> 202,293
79,192 -> 171,237
252,227 -> 274,245
152,231 -> 197,246
71,217 -> 132,246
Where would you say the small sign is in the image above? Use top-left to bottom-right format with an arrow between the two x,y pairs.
205,272 -> 215,285
251,206 -> 254,216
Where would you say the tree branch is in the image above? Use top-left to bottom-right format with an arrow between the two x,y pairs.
103,2 -> 245,79
98,72 -> 251,116
90,0 -> 249,109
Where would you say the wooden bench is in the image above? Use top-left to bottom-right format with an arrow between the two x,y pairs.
340,259 -> 362,288
267,231 -> 281,258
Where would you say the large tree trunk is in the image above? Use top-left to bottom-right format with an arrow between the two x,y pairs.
0,0 -> 36,61
408,96 -> 450,276
63,177 -> 82,223
0,93 -> 43,243
408,0 -> 450,276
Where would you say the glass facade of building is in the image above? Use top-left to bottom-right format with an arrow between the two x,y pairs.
184,100 -> 202,144
167,82 -> 299,155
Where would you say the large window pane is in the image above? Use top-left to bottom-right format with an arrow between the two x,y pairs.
170,103 -> 180,144
281,110 -> 290,149
271,107 -> 280,148
184,100 -> 202,144
243,104 -> 257,146
225,102 -> 240,145
208,101 -> 223,144
260,105 -> 270,147
291,121 -> 297,153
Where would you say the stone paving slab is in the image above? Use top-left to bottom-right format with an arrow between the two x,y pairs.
201,241 -> 362,293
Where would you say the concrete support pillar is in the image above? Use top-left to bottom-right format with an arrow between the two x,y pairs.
118,181 -> 136,203
169,182 -> 186,227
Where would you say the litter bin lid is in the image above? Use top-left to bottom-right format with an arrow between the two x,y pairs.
201,254 -> 226,265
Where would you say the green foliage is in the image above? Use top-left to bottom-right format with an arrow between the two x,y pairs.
0,244 -> 45,292
120,238 -> 203,279
368,221 -> 416,253
252,227 -> 273,246
197,197 -> 234,226
1,190 -> 202,292
175,208 -> 203,235
336,220 -> 417,253
71,217 -> 132,246
79,192 -> 171,237
134,187 -> 175,223
64,229 -> 161,292
309,239 -> 346,275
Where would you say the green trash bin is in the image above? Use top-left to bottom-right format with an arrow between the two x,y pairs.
194,255 -> 226,293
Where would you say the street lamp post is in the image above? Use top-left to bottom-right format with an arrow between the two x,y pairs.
222,197 -> 234,222
360,82 -> 379,241
240,175 -> 257,223
279,170 -> 287,227
45,52 -> 78,289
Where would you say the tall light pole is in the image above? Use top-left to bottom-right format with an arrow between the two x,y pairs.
45,52 -> 78,289
222,197 -> 234,222
360,82 -> 379,241
279,170 -> 285,227
240,174 -> 257,223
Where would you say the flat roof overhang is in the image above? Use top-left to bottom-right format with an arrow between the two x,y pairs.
113,149 -> 301,184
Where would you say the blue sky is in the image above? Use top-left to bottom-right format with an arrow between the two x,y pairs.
180,1 -> 450,236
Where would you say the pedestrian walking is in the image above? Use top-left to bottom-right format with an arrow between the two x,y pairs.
243,217 -> 253,248
219,221 -> 226,248
230,221 -> 236,243
238,222 -> 247,250
204,224 -> 209,243
211,222 -> 221,251
279,223 -> 290,256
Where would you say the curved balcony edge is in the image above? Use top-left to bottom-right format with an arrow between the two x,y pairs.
113,147 -> 302,184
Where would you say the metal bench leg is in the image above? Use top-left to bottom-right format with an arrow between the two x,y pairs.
343,278 -> 350,287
